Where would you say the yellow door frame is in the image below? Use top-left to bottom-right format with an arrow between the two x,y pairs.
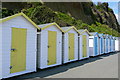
82,35 -> 87,57
68,33 -> 75,60
10,27 -> 27,73
48,31 -> 57,65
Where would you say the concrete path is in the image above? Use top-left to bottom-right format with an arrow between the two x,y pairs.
7,52 -> 119,80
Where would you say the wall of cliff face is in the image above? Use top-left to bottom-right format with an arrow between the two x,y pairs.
45,2 -> 120,32
1,2 -> 120,36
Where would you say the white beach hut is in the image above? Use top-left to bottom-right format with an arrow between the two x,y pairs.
0,13 -> 39,79
78,29 -> 91,60
103,34 -> 106,54
61,26 -> 79,63
98,33 -> 104,55
108,35 -> 112,53
89,32 -> 100,57
115,37 -> 119,52
104,34 -> 109,53
37,22 -> 63,69
112,37 -> 116,52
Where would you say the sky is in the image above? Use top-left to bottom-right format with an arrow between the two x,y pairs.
92,0 -> 119,23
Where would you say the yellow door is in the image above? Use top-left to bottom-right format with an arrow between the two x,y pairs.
48,31 -> 57,65
82,35 -> 87,57
10,28 -> 27,73
68,33 -> 75,60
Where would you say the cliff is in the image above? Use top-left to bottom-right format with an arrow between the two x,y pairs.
1,2 -> 120,36
45,2 -> 120,32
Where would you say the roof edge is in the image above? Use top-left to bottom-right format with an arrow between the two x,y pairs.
41,22 -> 64,32
1,12 -> 40,30
64,26 -> 80,34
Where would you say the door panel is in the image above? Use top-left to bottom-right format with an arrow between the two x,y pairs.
94,37 -> 98,55
82,35 -> 87,57
48,31 -> 57,65
101,39 -> 103,53
11,28 -> 27,73
68,33 -> 74,60
106,39 -> 108,52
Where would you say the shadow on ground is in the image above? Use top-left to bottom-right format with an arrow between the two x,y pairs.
5,52 -> 119,80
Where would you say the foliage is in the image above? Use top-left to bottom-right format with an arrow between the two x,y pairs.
1,3 -> 120,37
1,8 -> 18,18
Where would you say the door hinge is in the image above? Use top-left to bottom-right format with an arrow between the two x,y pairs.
47,60 -> 49,63
47,45 -> 50,48
10,66 -> 12,69
69,46 -> 70,49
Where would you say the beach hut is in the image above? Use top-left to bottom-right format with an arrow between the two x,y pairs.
112,37 -> 116,52
37,23 -> 63,69
108,35 -> 112,53
103,34 -> 106,54
115,37 -> 119,52
0,12 -> 39,79
61,26 -> 79,63
104,34 -> 109,53
98,34 -> 104,55
89,32 -> 100,57
0,25 -> 2,79
109,35 -> 113,52
78,29 -> 91,60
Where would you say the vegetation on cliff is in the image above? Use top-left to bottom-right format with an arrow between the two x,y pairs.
1,2 -> 120,37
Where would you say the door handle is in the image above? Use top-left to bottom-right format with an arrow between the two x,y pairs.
47,45 -> 50,48
69,46 -> 70,48
47,60 -> 49,63
11,48 -> 16,51
10,66 -> 12,69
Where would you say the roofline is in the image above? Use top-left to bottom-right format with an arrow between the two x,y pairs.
90,32 -> 98,36
0,12 -> 40,30
41,22 -> 64,32
63,26 -> 80,34
80,29 -> 91,36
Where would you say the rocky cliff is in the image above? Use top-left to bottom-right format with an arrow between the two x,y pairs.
45,2 -> 120,32
1,2 -> 120,36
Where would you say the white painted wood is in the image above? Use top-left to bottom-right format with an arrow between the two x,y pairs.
99,34 -> 104,55
115,37 -> 119,51
89,32 -> 99,57
37,24 -> 62,69
62,28 -> 78,63
0,23 -> 2,79
1,16 -> 37,79
79,31 -> 89,60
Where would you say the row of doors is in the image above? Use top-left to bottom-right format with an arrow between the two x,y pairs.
47,32 -> 87,64
10,28 -> 87,74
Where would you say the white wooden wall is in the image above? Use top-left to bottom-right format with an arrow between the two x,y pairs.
89,36 -> 94,56
1,16 -> 37,78
79,32 -> 89,59
89,35 -> 99,56
63,29 -> 78,63
105,38 -> 108,53
37,25 -> 62,69
108,38 -> 111,53
98,37 -> 100,55
103,38 -> 105,54
0,23 -> 2,79
115,38 -> 119,51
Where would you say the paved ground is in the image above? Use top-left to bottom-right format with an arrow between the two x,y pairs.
7,52 -> 119,80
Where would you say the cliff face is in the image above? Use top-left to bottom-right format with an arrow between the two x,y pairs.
45,2 -> 120,32
2,2 -> 120,33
